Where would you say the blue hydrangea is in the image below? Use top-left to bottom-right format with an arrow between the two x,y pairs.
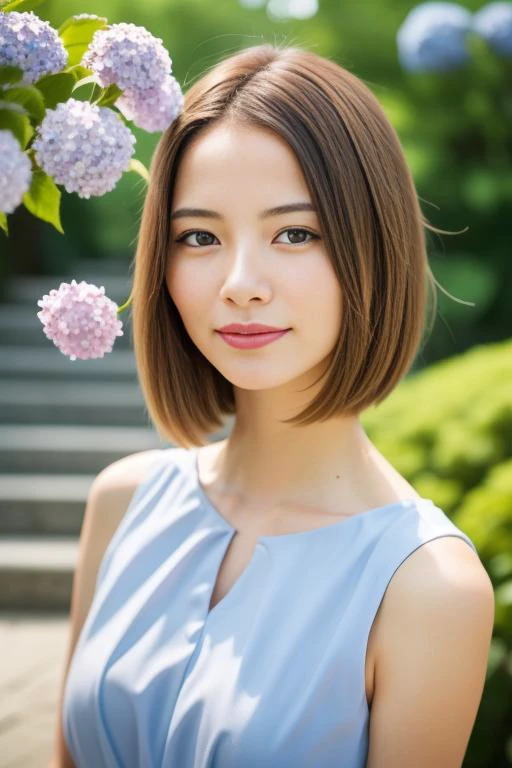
0,10 -> 67,85
397,2 -> 473,72
117,74 -> 184,132
32,98 -> 136,199
0,130 -> 32,214
472,2 -> 512,56
81,22 -> 173,94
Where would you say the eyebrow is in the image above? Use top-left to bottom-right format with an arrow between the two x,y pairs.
170,202 -> 316,221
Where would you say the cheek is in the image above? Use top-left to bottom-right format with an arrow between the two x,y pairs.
295,258 -> 342,315
165,259 -> 202,319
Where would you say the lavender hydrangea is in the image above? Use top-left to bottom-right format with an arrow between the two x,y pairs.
32,98 -> 136,199
117,74 -> 184,132
397,2 -> 473,72
81,22 -> 173,94
37,280 -> 124,360
0,130 -> 32,214
472,2 -> 512,57
0,10 -> 68,85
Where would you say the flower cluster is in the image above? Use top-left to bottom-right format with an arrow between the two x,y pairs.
0,10 -> 67,85
32,98 -> 136,199
81,22 -> 172,92
81,22 -> 184,132
397,2 -> 473,72
0,8 -> 185,358
117,75 -> 184,133
0,130 -> 32,213
36,280 -> 124,361
397,1 -> 512,72
472,1 -> 512,56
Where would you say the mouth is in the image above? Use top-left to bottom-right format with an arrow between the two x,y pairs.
216,328 -> 291,349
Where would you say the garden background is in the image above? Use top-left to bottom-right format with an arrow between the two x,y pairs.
0,0 -> 511,765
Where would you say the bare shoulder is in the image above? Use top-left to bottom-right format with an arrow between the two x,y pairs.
94,448 -> 164,498
81,448 -> 164,587
86,449 -> 164,548
374,536 -> 494,656
382,535 -> 491,605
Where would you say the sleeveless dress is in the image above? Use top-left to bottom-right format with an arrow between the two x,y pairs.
62,446 -> 479,768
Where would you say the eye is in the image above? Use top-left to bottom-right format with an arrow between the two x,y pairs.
274,228 -> 320,245
173,227 -> 321,249
174,230 -> 219,248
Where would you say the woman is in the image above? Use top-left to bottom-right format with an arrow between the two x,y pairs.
53,42 -> 494,768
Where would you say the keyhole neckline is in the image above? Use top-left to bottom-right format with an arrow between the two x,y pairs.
189,447 -> 434,545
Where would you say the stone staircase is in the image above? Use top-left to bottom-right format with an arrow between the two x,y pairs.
0,261 -> 227,612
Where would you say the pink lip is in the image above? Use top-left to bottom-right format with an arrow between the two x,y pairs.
216,329 -> 290,349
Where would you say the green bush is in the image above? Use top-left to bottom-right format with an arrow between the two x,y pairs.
362,337 -> 512,766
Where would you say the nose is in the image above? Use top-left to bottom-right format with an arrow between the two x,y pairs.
218,243 -> 272,305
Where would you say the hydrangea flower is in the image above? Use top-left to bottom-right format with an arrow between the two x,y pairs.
32,98 -> 136,199
117,74 -> 184,132
0,130 -> 32,214
0,10 -> 68,85
472,2 -> 512,57
397,2 -> 473,72
81,22 -> 173,94
36,280 -> 124,360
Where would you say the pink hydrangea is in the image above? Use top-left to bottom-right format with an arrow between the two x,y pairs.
36,280 -> 124,360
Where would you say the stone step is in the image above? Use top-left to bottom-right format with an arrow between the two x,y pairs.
0,474 -> 93,536
0,536 -> 78,610
0,380 -> 148,426
0,425 -> 165,474
0,304 -> 133,348
6,272 -> 132,306
0,345 -> 137,381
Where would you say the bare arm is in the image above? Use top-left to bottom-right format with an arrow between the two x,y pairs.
366,536 -> 495,768
48,449 -> 162,768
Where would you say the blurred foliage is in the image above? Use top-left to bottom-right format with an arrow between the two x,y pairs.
362,337 -> 512,766
1,0 -> 510,364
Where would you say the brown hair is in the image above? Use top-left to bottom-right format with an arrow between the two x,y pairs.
131,42 -> 440,448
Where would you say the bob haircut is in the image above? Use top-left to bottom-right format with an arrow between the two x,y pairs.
131,42 -> 440,449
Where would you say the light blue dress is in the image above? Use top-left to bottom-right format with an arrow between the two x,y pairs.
63,446 -> 478,767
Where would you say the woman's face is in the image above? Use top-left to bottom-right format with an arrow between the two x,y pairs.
165,120 -> 343,394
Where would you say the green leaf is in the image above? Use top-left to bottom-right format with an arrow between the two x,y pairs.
1,0 -> 47,11
95,83 -> 123,108
0,65 -> 24,86
0,210 -> 8,235
0,108 -> 33,147
495,579 -> 512,607
34,72 -> 75,109
22,168 -> 64,234
1,84 -> 45,122
58,15 -> 108,68
66,64 -> 93,83
71,74 -> 97,93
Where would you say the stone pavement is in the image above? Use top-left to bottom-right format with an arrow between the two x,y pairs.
0,612 -> 69,768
